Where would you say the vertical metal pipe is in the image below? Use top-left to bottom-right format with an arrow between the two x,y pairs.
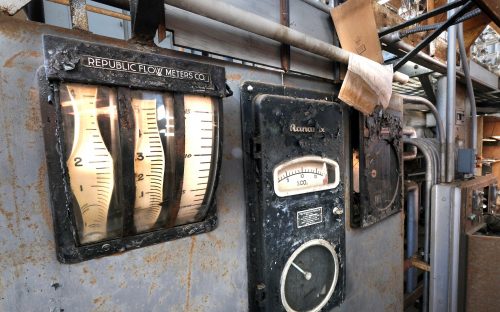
446,3 -> 457,182
403,139 -> 438,312
457,23 -> 477,156
405,182 -> 420,293
449,188 -> 461,312
436,76 -> 448,128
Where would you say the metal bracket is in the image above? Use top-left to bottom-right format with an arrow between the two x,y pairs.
129,0 -> 165,42
69,0 -> 89,31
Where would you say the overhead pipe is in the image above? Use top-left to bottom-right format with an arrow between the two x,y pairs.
381,39 -> 467,82
457,23 -> 478,158
400,95 -> 445,182
404,138 -> 439,312
163,0 -> 409,84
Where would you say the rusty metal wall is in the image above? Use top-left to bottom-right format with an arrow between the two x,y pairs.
0,16 -> 403,312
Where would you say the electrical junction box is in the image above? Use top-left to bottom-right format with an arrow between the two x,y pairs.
39,35 -> 226,262
241,82 -> 346,312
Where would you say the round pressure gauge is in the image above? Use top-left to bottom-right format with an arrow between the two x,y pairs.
273,156 -> 340,197
280,239 -> 339,312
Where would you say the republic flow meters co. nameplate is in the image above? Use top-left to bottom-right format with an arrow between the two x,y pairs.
40,35 -> 226,262
241,82 -> 346,312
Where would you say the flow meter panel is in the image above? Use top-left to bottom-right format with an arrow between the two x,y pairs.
241,82 -> 346,312
40,35 -> 225,262
351,107 -> 403,228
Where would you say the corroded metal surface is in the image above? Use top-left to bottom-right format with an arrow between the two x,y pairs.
465,234 -> 500,312
0,15 -> 402,312
0,0 -> 31,15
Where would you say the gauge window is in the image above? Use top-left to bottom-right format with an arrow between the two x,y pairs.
61,83 -> 121,244
280,239 -> 339,312
273,156 -> 340,197
60,83 -> 219,245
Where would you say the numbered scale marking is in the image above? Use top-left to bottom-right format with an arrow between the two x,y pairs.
132,99 -> 165,232
176,95 -> 215,225
66,84 -> 114,244
273,156 -> 340,197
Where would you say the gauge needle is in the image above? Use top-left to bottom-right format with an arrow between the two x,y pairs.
291,262 -> 312,280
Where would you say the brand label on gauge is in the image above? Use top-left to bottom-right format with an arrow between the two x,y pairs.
297,207 -> 323,228
82,55 -> 211,83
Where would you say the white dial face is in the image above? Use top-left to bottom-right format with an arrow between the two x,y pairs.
273,156 -> 340,197
65,84 -> 114,244
132,98 -> 165,232
176,95 -> 215,225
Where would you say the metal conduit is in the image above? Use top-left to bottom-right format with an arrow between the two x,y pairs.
403,138 -> 438,312
457,23 -> 478,156
400,95 -> 446,182
403,127 -> 418,161
163,0 -> 409,84
446,3 -> 457,183
405,182 -> 420,293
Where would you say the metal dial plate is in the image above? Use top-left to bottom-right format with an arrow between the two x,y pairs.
280,239 -> 339,312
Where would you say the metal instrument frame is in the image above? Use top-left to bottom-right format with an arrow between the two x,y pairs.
39,35 -> 226,263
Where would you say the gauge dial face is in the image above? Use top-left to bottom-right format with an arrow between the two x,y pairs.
132,98 -> 165,232
273,156 -> 340,197
280,239 -> 339,312
366,140 -> 400,211
65,84 -> 114,244
176,95 -> 216,225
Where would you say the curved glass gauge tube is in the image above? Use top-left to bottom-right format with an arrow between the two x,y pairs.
65,84 -> 114,244
273,156 -> 340,197
132,98 -> 165,232
176,95 -> 215,225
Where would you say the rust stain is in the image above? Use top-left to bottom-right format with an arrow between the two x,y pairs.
92,295 -> 111,311
225,73 -> 242,81
25,88 -> 41,132
148,282 -> 158,296
3,50 -> 41,68
184,236 -> 196,312
0,206 -> 14,220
